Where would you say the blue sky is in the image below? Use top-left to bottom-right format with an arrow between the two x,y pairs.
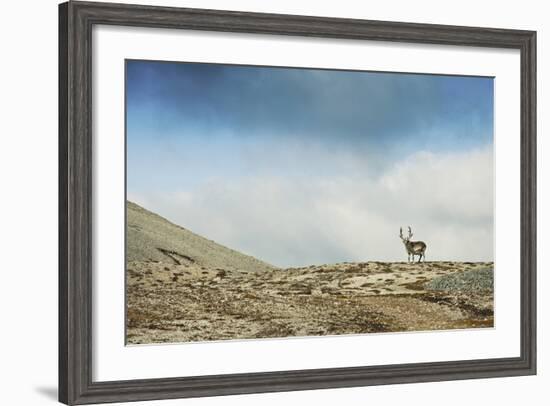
126,60 -> 494,266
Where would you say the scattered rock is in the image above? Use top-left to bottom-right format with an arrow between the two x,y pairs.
425,268 -> 493,293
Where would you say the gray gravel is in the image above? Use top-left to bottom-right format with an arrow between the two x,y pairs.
425,268 -> 493,293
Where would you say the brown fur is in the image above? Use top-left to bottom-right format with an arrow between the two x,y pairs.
400,227 -> 427,263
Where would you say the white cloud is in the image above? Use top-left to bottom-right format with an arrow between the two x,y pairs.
129,145 -> 494,267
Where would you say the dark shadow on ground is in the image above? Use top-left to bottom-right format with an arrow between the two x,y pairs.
34,386 -> 57,401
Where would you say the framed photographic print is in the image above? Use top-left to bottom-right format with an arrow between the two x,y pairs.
59,1 -> 536,404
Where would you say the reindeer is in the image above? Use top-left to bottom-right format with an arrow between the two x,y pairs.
399,226 -> 427,263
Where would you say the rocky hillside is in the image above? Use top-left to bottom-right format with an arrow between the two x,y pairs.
126,202 -> 494,345
126,260 -> 494,344
126,201 -> 275,272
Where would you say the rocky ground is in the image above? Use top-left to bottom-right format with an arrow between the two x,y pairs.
126,261 -> 494,345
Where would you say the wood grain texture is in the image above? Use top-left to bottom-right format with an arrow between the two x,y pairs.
58,1 -> 537,404
58,3 -> 69,404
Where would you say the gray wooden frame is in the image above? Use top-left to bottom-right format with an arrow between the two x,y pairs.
59,1 -> 537,404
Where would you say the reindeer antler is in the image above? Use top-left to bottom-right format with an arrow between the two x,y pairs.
399,227 -> 403,238
408,226 -> 413,239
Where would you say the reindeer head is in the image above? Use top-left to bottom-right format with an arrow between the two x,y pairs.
399,226 -> 414,243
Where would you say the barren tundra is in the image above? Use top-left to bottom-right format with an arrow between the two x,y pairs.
126,202 -> 494,345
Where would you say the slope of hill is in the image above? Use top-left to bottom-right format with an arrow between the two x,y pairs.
126,201 -> 275,272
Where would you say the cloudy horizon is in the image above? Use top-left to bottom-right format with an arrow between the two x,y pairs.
126,60 -> 494,268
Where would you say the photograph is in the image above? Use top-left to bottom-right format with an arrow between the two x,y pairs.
54,1 -> 538,404
125,60 -> 495,345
